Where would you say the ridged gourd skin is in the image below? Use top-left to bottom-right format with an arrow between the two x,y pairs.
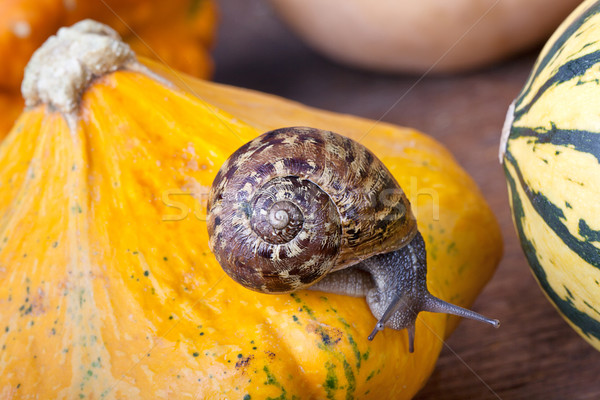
0,21 -> 501,399
501,0 -> 600,351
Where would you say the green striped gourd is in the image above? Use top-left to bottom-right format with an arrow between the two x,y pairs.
501,0 -> 600,350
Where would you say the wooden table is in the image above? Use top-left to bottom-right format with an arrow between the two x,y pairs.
212,1 -> 600,398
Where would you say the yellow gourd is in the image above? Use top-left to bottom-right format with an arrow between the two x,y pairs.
0,21 -> 501,399
501,0 -> 600,350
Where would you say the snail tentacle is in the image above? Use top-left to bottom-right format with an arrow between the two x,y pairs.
359,232 -> 498,352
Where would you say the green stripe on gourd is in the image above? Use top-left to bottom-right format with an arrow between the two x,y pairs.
502,0 -> 600,351
517,2 -> 600,110
504,149 -> 600,269
509,126 -> 600,163
515,50 -> 600,120
504,157 -> 600,347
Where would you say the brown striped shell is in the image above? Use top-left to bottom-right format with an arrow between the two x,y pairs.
207,127 -> 417,293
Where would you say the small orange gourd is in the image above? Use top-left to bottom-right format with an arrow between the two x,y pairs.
0,21 -> 501,399
0,0 -> 217,141
0,92 -> 23,140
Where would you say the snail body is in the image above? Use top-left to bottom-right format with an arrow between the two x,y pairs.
207,127 -> 498,351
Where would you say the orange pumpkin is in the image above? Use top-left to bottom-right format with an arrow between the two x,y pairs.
0,0 -> 217,141
0,92 -> 23,140
0,21 -> 501,399
0,0 -> 216,91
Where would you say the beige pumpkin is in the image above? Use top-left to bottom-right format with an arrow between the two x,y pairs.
268,0 -> 583,73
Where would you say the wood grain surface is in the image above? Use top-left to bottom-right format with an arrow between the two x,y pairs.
212,1 -> 600,399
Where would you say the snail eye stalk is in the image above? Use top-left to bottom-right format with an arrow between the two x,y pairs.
365,232 -> 499,352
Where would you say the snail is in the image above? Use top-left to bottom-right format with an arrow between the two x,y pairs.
207,127 -> 499,352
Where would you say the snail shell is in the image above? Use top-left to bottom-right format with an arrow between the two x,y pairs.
207,127 -> 417,293
208,126 -> 499,349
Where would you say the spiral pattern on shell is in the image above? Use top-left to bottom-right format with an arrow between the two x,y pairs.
207,127 -> 417,293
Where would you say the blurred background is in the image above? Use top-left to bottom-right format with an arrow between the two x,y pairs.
212,1 -> 600,399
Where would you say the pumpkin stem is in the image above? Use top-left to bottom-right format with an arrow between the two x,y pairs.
499,100 -> 516,164
21,19 -> 137,115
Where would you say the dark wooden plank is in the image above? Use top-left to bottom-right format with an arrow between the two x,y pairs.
213,1 -> 600,398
